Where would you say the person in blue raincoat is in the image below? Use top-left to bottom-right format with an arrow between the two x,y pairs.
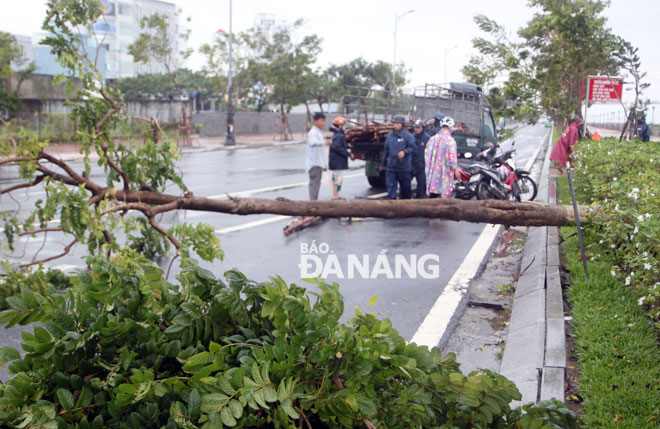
411,119 -> 430,198
380,115 -> 415,199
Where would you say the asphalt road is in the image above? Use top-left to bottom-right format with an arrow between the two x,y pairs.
0,124 -> 549,344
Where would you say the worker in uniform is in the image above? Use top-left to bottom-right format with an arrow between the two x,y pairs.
431,112 -> 445,135
381,115 -> 415,199
411,119 -> 430,198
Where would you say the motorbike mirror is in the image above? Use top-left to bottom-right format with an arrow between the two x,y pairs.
464,152 -> 473,159
511,140 -> 516,147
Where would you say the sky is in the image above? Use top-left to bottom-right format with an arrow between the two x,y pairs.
2,0 -> 659,122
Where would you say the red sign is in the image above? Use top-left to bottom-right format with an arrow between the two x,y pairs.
588,76 -> 624,103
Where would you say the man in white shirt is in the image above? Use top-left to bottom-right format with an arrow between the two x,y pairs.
306,112 -> 330,200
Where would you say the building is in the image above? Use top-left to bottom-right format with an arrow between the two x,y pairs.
91,0 -> 187,80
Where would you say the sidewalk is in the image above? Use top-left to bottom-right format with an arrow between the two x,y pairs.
498,131 -> 566,406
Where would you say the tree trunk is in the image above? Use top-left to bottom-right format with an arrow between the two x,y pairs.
108,189 -> 591,227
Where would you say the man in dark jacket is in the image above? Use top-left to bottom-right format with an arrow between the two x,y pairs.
411,119 -> 430,198
431,112 -> 445,136
637,115 -> 651,142
381,115 -> 415,199
329,116 -> 352,199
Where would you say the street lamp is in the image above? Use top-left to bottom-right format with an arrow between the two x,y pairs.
444,45 -> 459,85
225,0 -> 235,146
392,9 -> 414,88
653,106 -> 656,126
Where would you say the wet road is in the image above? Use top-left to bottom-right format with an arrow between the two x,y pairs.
0,124 -> 549,342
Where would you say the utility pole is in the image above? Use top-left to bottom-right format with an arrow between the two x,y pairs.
444,45 -> 459,85
225,0 -> 235,146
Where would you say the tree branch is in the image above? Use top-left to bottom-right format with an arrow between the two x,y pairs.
0,175 -> 45,195
104,190 -> 589,227
18,227 -> 63,237
19,239 -> 77,269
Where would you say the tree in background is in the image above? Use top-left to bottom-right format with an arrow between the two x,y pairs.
463,0 -> 619,123
109,69 -> 215,101
128,12 -> 192,89
612,36 -> 651,141
254,19 -> 322,140
0,31 -> 34,119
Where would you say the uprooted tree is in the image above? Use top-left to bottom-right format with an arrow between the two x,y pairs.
0,2 -> 584,427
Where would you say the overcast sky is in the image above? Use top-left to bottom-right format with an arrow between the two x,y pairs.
2,0 -> 659,121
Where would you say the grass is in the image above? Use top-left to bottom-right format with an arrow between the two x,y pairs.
558,180 -> 660,427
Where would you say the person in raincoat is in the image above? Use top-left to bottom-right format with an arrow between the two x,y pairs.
550,116 -> 581,173
425,116 -> 459,198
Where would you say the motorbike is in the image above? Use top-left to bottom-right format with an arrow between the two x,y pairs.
474,141 -> 537,202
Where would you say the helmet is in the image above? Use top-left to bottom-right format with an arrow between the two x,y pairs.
413,119 -> 425,128
440,116 -> 455,128
392,115 -> 406,124
433,112 -> 445,121
569,116 -> 582,124
333,116 -> 346,126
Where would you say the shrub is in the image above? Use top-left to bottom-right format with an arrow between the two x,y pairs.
571,137 -> 660,325
0,251 -> 576,428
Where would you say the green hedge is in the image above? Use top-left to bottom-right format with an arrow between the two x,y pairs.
559,137 -> 660,426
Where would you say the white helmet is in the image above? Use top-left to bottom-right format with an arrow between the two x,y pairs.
440,116 -> 455,129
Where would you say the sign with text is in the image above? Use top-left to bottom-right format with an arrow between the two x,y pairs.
588,76 -> 624,103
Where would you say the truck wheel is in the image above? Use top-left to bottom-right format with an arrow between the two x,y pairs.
367,171 -> 386,188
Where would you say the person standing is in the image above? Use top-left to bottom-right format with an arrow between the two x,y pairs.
381,115 -> 415,199
306,112 -> 330,200
411,119 -> 430,198
550,116 -> 581,173
328,116 -> 353,200
425,116 -> 459,198
637,115 -> 651,142
431,112 -> 445,136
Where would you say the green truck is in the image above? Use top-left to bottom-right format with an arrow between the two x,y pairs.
343,83 -> 499,187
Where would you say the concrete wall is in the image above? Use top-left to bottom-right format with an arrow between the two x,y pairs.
192,111 -> 344,137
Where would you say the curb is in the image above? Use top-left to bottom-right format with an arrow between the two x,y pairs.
500,127 -> 566,406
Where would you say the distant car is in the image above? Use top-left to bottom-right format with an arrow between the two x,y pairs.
545,120 -> 552,128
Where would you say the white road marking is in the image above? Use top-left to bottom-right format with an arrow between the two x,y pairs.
366,192 -> 388,199
215,215 -> 291,235
410,126 -> 549,347
208,172 -> 363,199
410,223 -> 501,347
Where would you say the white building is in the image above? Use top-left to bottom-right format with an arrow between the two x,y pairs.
93,0 -> 187,80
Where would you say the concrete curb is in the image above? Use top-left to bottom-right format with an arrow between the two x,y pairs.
500,127 -> 566,406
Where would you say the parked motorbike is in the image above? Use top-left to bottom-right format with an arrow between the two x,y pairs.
474,141 -> 537,201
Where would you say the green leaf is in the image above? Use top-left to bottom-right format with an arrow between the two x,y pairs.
368,295 -> 378,306
220,406 -> 237,427
189,389 -> 201,419
57,388 -> 75,410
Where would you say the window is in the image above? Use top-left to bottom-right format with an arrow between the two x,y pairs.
482,110 -> 496,145
118,2 -> 132,16
120,61 -> 133,74
119,21 -> 133,35
120,41 -> 131,54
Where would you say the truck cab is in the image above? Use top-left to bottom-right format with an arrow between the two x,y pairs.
343,83 -> 498,188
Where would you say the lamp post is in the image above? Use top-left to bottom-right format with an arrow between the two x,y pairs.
444,45 -> 459,85
392,10 -> 414,88
225,0 -> 235,146
653,106 -> 656,126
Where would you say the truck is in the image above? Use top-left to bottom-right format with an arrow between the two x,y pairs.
342,83 -> 499,188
